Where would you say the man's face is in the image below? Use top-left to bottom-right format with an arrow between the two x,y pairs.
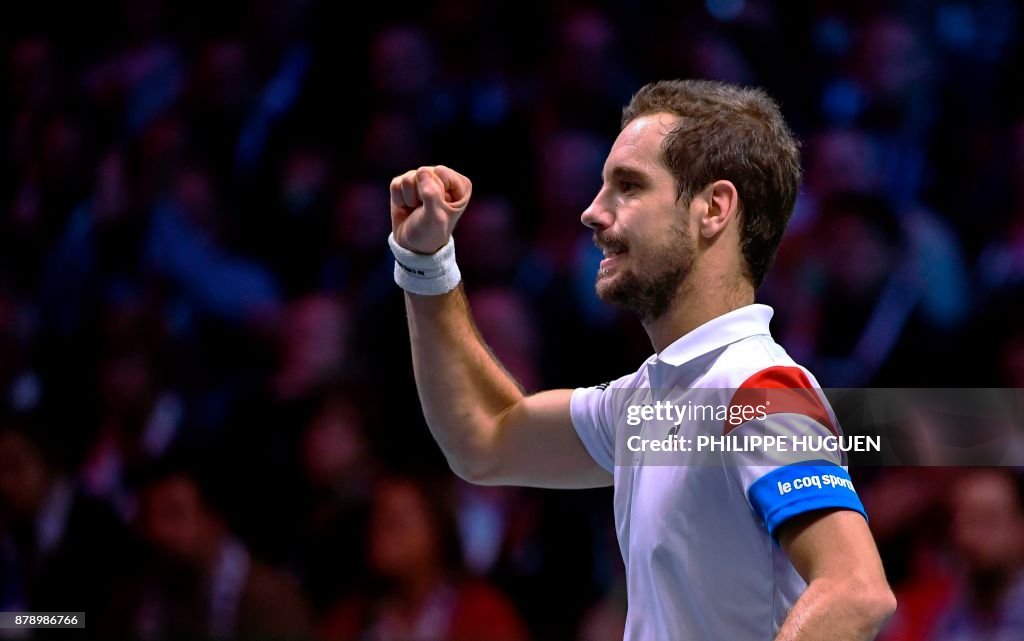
0,431 -> 50,519
582,113 -> 695,322
369,480 -> 440,580
950,472 -> 1024,573
140,476 -> 213,568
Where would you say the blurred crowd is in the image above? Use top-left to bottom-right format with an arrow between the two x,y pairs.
2,0 -> 1024,639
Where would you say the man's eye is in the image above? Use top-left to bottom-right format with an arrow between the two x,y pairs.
620,181 -> 637,193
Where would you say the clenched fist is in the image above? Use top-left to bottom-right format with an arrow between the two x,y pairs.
389,165 -> 472,254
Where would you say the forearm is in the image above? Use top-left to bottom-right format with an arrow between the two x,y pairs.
405,285 -> 524,479
390,165 -> 602,488
775,578 -> 895,641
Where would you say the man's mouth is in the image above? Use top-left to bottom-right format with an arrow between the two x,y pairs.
598,243 -> 628,270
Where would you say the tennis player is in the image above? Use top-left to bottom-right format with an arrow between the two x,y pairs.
387,80 -> 896,640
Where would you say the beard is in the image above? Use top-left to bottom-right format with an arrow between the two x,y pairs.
594,221 -> 694,323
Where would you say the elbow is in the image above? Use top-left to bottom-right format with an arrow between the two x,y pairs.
435,419 -> 506,486
854,582 -> 898,630
812,576 -> 897,634
872,587 -> 898,625
447,455 -> 501,486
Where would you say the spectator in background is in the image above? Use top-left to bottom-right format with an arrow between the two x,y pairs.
852,15 -> 934,136
41,147 -> 146,338
295,392 -> 375,613
320,475 -> 527,641
800,128 -> 880,225
189,38 -> 257,171
322,179 -> 394,303
80,292 -> 188,519
976,119 -> 1024,296
779,191 -> 908,385
79,2 -> 184,137
999,328 -> 1024,388
545,7 -> 634,131
926,469 -> 1024,641
109,461 -> 313,640
777,191 -> 969,386
263,146 -> 335,295
144,163 -> 281,325
455,196 -> 523,287
869,469 -> 958,641
210,293 -> 354,563
370,25 -> 436,104
0,415 -> 133,619
468,287 -> 540,393
0,287 -> 37,417
272,293 -> 350,401
533,129 -> 606,279
358,25 -> 438,177
685,32 -> 755,87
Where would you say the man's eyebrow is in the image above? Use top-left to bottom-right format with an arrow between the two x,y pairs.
602,165 -> 649,183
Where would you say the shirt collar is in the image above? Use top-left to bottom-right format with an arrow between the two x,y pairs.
654,304 -> 774,367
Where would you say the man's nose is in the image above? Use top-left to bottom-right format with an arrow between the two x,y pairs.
581,191 -> 612,230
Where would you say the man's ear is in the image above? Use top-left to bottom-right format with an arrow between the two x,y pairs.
698,180 -> 740,239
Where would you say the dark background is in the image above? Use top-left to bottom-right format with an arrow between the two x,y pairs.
2,1 -> 1023,639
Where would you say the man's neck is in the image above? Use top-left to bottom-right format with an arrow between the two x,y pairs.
644,273 -> 755,353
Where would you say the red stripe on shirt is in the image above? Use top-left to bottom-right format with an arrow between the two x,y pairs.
726,366 -> 837,436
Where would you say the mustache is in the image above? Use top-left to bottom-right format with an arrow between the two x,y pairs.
593,232 -> 628,253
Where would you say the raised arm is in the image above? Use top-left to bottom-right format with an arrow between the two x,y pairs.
390,166 -> 610,489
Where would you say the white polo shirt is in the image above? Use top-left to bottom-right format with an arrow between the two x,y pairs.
570,304 -> 867,641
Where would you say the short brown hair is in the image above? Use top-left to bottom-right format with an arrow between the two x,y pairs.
622,79 -> 801,287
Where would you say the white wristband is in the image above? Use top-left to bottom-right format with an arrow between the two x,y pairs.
388,233 -> 462,295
